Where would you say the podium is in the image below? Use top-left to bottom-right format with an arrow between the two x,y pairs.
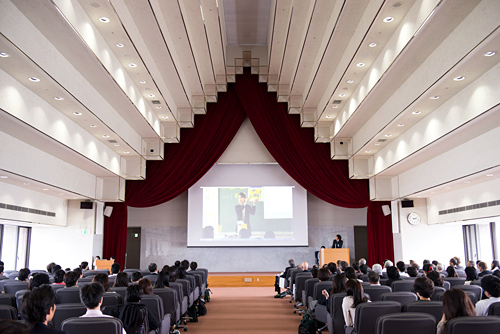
95,260 -> 113,272
320,248 -> 350,267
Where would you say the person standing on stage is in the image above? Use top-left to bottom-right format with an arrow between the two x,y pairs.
332,234 -> 343,248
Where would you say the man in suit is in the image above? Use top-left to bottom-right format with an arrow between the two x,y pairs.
274,259 -> 296,296
235,192 -> 258,235
332,234 -> 343,248
478,261 -> 493,277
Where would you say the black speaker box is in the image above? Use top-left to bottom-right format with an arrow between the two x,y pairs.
401,200 -> 414,208
80,202 -> 93,209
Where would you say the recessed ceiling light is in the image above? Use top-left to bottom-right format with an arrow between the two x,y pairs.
464,181 -> 471,184
116,43 -> 124,48
445,186 -> 452,189
73,112 -> 82,116
29,77 -> 40,82
384,134 -> 392,137
484,51 -> 496,57
23,182 -> 30,185
383,17 -> 394,23
338,93 -> 345,97
0,176 -> 8,179
326,116 -> 332,119
397,123 -> 405,127
102,135 -> 110,138
453,76 -> 465,81
356,63 -> 365,67
347,80 -> 354,84
156,106 -> 162,109
114,144 -> 120,147
42,188 -> 49,191
0,52 -> 9,58
139,80 -> 147,84
54,96 -> 64,101
486,174 -> 494,177
128,63 -> 137,67
331,105 -> 338,109
148,94 -> 155,97
99,17 -> 110,23
365,150 -> 371,153
375,143 -> 380,146
124,151 -> 130,154
90,125 -> 97,128
162,116 -> 169,119
368,43 -> 377,47
430,95 -> 440,100
412,111 -> 421,115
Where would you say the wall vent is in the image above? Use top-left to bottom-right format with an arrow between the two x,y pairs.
108,140 -> 117,144
377,139 -> 387,142
152,100 -> 161,104
332,100 -> 342,104
438,199 -> 500,215
0,202 -> 56,217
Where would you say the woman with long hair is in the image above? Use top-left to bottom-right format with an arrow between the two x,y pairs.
154,268 -> 170,289
464,267 -> 478,284
112,272 -> 129,287
138,278 -> 154,295
342,279 -> 369,327
436,289 -> 476,334
446,266 -> 459,278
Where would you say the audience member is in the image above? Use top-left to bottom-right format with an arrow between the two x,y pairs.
0,319 -> 30,334
29,273 -> 50,290
413,277 -> 434,300
423,263 -> 434,275
407,266 -> 418,277
154,269 -> 170,289
18,268 -> 30,282
327,262 -> 338,277
464,267 -> 478,284
476,275 -> 500,316
396,261 -> 408,277
449,258 -> 458,268
359,264 -> 368,276
371,263 -> 382,276
46,263 -> 56,275
436,289 -> 476,334
454,257 -> 464,270
92,273 -> 111,292
368,271 -> 381,286
110,263 -> 120,276
446,266 -> 458,278
427,271 -> 444,287
53,269 -> 65,285
385,266 -> 401,287
148,263 -> 158,275
275,259 -> 295,296
138,278 -> 153,295
382,260 -> 393,273
189,261 -> 198,271
436,263 -> 446,275
491,260 -> 500,272
0,265 -> 7,280
345,267 -> 361,282
21,285 -> 65,334
63,271 -> 79,288
80,261 -> 89,271
478,261 -> 492,277
113,272 -> 129,288
73,268 -> 83,279
131,272 -> 143,284
343,280 -> 369,327
311,266 -> 319,279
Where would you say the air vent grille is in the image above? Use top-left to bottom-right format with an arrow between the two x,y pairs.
152,100 -> 161,104
0,202 -> 56,217
438,199 -> 500,215
332,100 -> 342,104
377,139 -> 387,142
108,140 -> 117,144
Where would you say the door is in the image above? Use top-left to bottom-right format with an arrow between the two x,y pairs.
354,226 -> 368,262
126,227 -> 141,269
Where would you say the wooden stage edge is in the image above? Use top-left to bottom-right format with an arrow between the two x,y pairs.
207,272 -> 279,287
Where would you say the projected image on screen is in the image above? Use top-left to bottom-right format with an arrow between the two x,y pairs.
201,186 -> 294,241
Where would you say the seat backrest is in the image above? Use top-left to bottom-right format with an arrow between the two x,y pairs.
189,271 -> 206,286
143,275 -> 158,285
304,278 -> 320,302
153,288 -> 177,326
379,278 -> 389,285
83,269 -> 110,277
446,316 -> 500,334
141,294 -> 164,331
391,280 -> 415,292
0,304 -> 17,320
354,301 -> 401,334
50,303 -> 87,330
295,274 -> 312,302
451,285 -> 483,304
78,277 -> 93,284
177,279 -> 192,297
0,294 -> 15,308
56,287 -> 82,304
456,270 -> 466,278
4,282 -> 29,295
488,302 -> 500,316
197,268 -> 209,284
51,284 -> 66,292
403,300 -> 443,322
380,291 -> 417,305
363,285 -> 392,301
431,286 -> 446,301
313,281 -> 333,301
169,282 -> 183,305
62,316 -> 124,334
109,287 -> 127,301
376,312 -> 436,334
443,281 -> 451,290
6,272 -> 19,280
102,293 -> 122,308
444,277 -> 466,287
332,293 -> 347,334
285,268 -> 299,288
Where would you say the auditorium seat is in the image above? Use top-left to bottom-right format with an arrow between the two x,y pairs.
391,280 -> 415,292
141,294 -> 171,334
363,285 -> 392,301
444,277 -> 466,287
326,292 -> 347,334
446,316 -> 500,334
435,289 -> 478,304
109,287 -> 127,301
379,291 -> 418,305
312,281 -> 333,306
83,269 -> 109,277
379,278 -> 389,285
102,293 -> 122,307
189,271 -> 206,296
443,281 -> 451,290
376,312 -> 436,334
62,316 -> 124,334
153,288 -> 179,326
50,303 -> 86,330
56,287 -> 82,304
303,278 -> 319,308
197,268 -> 209,285
488,302 -> 500,316
177,279 -> 194,306
77,277 -> 93,284
0,305 -> 17,320
51,284 -> 66,292
403,300 -> 443,322
143,275 -> 158,285
348,301 -> 401,334
6,272 -> 19,280
14,290 -> 28,312
294,272 -> 312,303
4,281 -> 28,296
0,294 -> 15,308
185,275 -> 199,301
431,287 -> 446,301
452,285 -> 483,304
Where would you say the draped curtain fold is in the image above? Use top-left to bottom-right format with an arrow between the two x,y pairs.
104,69 -> 393,267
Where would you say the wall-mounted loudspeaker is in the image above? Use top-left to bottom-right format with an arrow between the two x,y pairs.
104,206 -> 113,217
401,200 -> 414,208
80,201 -> 93,209
381,205 -> 391,216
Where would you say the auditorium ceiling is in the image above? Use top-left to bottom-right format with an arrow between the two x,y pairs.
0,0 -> 499,202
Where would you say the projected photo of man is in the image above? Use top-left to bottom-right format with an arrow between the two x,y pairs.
235,192 -> 259,236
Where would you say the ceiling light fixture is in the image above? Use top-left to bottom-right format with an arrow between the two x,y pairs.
375,143 -> 380,146
128,63 -> 137,67
90,125 -> 97,128
484,51 -> 496,57
383,17 -> 394,22
42,188 -> 49,191
368,43 -> 377,47
347,80 -> 354,83
0,52 -> 9,57
412,111 -> 421,115
114,144 -> 120,147
365,150 -> 371,153
338,93 -> 345,97
29,77 -> 40,82
453,76 -> 465,81
0,176 -> 8,179
326,116 -> 332,119
73,112 -> 82,116
123,151 -> 130,154
162,116 -> 169,119
116,43 -> 124,48
356,63 -> 365,67
148,94 -> 155,97
54,97 -> 64,101
99,17 -> 110,23
156,106 -> 162,109
139,80 -> 147,84
430,95 -> 440,100
384,134 -> 392,137
486,174 -> 494,177
102,135 -> 110,138
331,105 -> 338,108
397,123 -> 405,127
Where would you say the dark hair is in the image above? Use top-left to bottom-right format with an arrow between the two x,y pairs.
53,265 -> 62,272
73,268 -> 82,278
352,263 -> 360,272
131,271 -> 143,282
80,261 -> 89,270
80,283 -> 104,309
345,279 -> 368,307
154,269 -> 170,288
138,278 -> 153,295
18,268 -> 30,281
126,285 -> 142,303
92,273 -> 110,292
368,271 -> 380,284
442,289 -> 476,333
174,261 -> 181,268
340,261 -> 349,272
181,260 -> 190,268
359,264 -> 368,275
111,263 -> 120,274
423,263 -> 433,273
481,275 -> 500,297
53,269 -> 65,284
113,272 -> 129,287
46,263 -> 56,274
176,266 -> 187,279
0,319 -> 30,334
63,271 -> 79,288
21,285 -> 56,324
464,267 -> 478,281
29,273 -> 50,290
331,273 -> 346,294
190,262 -> 198,271
311,266 -> 319,278
318,268 -> 330,281
396,261 -> 406,273
148,263 -> 157,273
432,260 -> 439,266
238,192 -> 246,198
449,258 -> 457,266
427,271 -> 444,287
413,277 -> 434,299
407,266 -> 418,277
344,267 -> 357,280
446,266 -> 458,278
492,260 -> 500,271
327,262 -> 337,274
478,261 -> 487,271
387,266 -> 400,280
167,267 -> 177,282
423,259 -> 430,266
336,234 -> 342,240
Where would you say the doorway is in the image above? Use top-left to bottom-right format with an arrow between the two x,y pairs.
354,226 -> 368,262
126,227 -> 141,269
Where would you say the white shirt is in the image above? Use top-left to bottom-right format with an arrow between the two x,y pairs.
399,272 -> 409,277
342,296 -> 356,327
475,296 -> 500,316
81,309 -> 126,334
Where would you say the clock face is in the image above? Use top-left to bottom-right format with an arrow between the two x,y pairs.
407,212 -> 421,225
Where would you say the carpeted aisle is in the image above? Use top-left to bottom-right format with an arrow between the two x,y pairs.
184,287 -> 301,333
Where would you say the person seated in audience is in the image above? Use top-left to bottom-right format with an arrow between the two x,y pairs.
342,279 -> 369,327
413,277 -> 434,300
72,268 -> 83,279
189,261 -> 198,271
18,268 -> 31,281
317,268 -> 333,306
113,272 -> 129,288
0,265 -> 8,280
368,271 -> 381,286
52,265 -> 62,274
371,263 -> 383,276
52,269 -> 66,285
148,263 -> 158,275
327,262 -> 338,277
274,259 -> 295,297
454,257 -> 464,270
80,261 -> 89,271
423,263 -> 434,275
176,265 -> 188,279
423,259 -> 431,269
0,319 -> 30,333
138,278 -> 153,295
427,271 -> 444,287
29,273 -> 50,290
446,266 -> 459,278
436,289 -> 476,334
358,258 -> 370,271
464,267 -> 478,284
351,262 -> 361,277
340,261 -> 349,273
131,272 -> 143,284
311,266 -> 319,279
46,262 -> 56,275
477,261 -> 492,277
491,260 -> 500,272
174,260 -> 181,268
475,275 -> 500,316
396,261 -> 408,277
321,273 -> 347,314
153,269 -> 170,289
385,266 -> 402,287
407,266 -> 418,278
466,260 -> 476,268
63,271 -> 79,288
300,262 -> 310,272
80,283 -> 126,334
449,258 -> 458,269
382,260 -> 393,273
345,267 -> 362,282
359,264 -> 368,276
92,273 -> 112,292
436,263 -> 446,275
21,285 -> 65,334
110,263 -> 120,276
432,260 -> 439,266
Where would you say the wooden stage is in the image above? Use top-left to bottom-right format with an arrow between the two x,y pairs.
207,272 -> 279,287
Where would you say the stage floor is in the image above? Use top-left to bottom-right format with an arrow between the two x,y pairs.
207,272 -> 279,287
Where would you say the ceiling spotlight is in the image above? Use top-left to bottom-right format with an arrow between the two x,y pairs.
375,143 -> 380,146
156,106 -> 162,109
347,80 -> 354,84
383,17 -> 394,23
356,63 -> 365,67
139,80 -> 147,84
365,150 -> 371,153
331,105 -> 338,109
23,182 -> 30,185
128,63 -> 137,67
116,43 -> 124,48
123,151 -> 130,154
412,111 -> 421,115
148,94 -> 155,97
430,95 -> 440,100
0,176 -> 8,179
73,112 -> 82,116
397,123 -> 405,127
384,134 -> 392,137
338,93 -> 346,97
54,96 -> 64,101
0,52 -> 9,58
484,51 -> 496,57
90,125 -> 97,128
162,116 -> 169,119
99,17 -> 110,23
368,43 -> 377,47
326,116 -> 332,119
29,77 -> 40,82
114,144 -> 120,147
453,76 -> 465,81
486,174 -> 494,177
42,188 -> 49,191
102,135 -> 110,138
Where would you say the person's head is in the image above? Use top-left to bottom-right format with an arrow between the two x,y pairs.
125,284 -> 142,303
181,260 -> 190,269
73,267 -> 83,278
432,260 -> 439,266
0,319 -> 30,334
478,261 -> 487,271
413,277 -> 434,300
318,268 -> 330,281
423,259 -> 430,266
396,261 -> 406,273
427,270 -> 444,287
167,266 -> 178,282
80,261 -> 89,270
359,264 -> 368,275
344,267 -> 357,280
327,262 -> 337,274
423,263 -> 433,274
481,275 -> 500,298
80,283 -> 104,310
331,273 -> 347,294
138,278 -> 153,295
464,267 -> 478,281
368,271 -> 380,284
94,255 -> 101,261
492,260 -> 500,271
311,266 -> 319,278
29,273 -> 50,290
437,263 -> 444,271
46,263 -> 56,274
449,258 -> 457,267
21,285 -> 57,325
63,271 -> 79,288
358,258 -> 367,266
301,262 -> 309,271
446,266 -> 458,278
237,192 -> 246,204
352,262 -> 360,272
384,260 -> 394,269
336,234 -> 342,241
154,269 -> 170,288
111,263 -> 120,274
454,257 -> 461,266
407,266 -> 418,277
148,263 -> 158,273
53,269 -> 65,284
466,261 -> 475,268
18,268 -> 30,281
345,279 -> 367,307
131,271 -> 143,283
371,264 -> 382,276
92,273 -> 110,292
387,266 -> 400,280
190,261 -> 198,271
442,289 -> 476,332
340,261 -> 349,272
288,259 -> 295,268
113,272 -> 129,287
110,256 -> 115,262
